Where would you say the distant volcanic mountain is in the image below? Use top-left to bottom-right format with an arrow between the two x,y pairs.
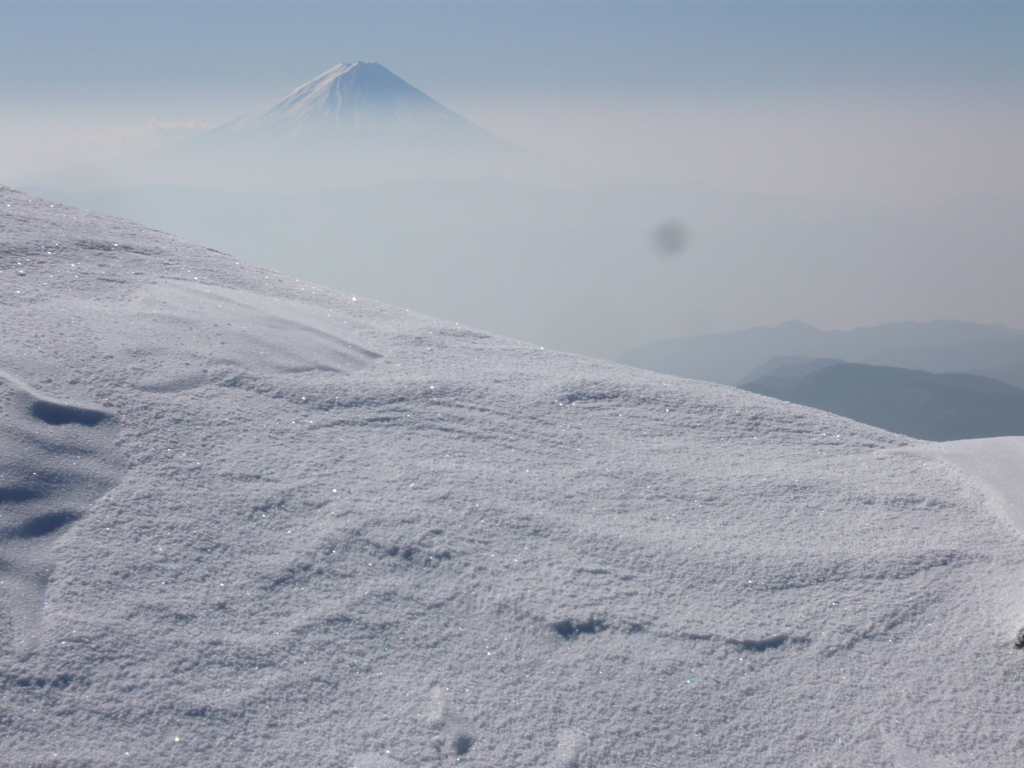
41,62 -> 558,191
206,62 -> 504,146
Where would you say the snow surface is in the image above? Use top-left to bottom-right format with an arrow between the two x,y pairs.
923,437 -> 1024,537
3,186 -> 1024,766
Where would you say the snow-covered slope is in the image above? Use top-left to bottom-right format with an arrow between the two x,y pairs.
3,187 -> 1024,767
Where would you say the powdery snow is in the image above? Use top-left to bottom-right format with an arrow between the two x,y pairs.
923,437 -> 1024,537
2,186 -> 1024,767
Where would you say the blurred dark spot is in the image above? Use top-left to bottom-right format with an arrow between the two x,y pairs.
653,220 -> 686,256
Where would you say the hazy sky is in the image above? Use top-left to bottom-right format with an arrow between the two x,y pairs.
3,1 -> 1024,358
3,0 -> 1022,206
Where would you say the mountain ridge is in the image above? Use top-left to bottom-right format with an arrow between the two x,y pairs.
621,320 -> 1024,386
742,362 -> 1024,441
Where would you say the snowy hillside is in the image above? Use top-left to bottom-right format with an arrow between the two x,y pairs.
3,187 -> 1024,767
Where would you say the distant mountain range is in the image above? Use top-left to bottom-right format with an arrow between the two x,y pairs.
621,320 -> 1024,388
741,361 -> 1024,441
621,321 -> 1024,441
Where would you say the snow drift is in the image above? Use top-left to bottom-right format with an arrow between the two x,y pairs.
2,187 -> 1024,767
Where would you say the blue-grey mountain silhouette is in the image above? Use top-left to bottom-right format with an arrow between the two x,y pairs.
742,362 -> 1024,441
202,62 -> 506,146
622,320 -> 1024,387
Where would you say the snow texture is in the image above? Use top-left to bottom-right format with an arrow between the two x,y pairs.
925,437 -> 1024,538
2,187 -> 1024,766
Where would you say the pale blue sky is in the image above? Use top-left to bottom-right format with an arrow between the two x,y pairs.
2,1 -> 1022,203
3,1 -> 1022,98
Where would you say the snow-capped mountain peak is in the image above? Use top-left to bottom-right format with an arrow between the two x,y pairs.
54,61 -> 560,190
210,61 -> 496,143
